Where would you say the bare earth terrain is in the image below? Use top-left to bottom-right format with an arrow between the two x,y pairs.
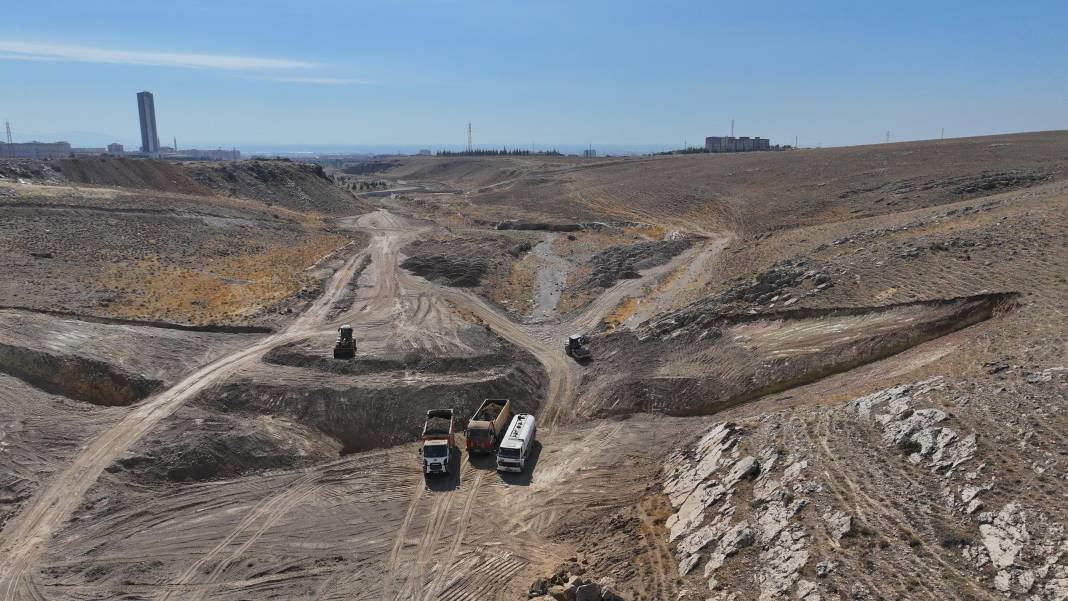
0,131 -> 1066,601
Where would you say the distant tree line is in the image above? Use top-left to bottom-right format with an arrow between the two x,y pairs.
654,146 -> 709,155
436,148 -> 562,157
655,145 -> 792,156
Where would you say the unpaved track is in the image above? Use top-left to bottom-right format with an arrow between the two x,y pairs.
0,207 -> 726,600
0,211 -> 395,600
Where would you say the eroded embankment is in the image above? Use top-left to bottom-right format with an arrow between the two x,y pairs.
0,343 -> 162,406
265,340 -> 510,374
208,363 -> 543,454
585,292 -> 1016,417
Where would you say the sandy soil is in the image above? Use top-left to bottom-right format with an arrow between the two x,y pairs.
1,132 -> 1066,601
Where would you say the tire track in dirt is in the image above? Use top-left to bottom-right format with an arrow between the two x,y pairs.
378,478 -> 428,601
807,414 -> 999,601
400,480 -> 458,600
161,474 -> 324,601
803,412 -> 997,601
160,474 -> 316,600
422,470 -> 485,601
437,552 -> 527,601
798,414 -> 895,599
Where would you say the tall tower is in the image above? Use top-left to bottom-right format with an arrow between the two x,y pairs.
137,91 -> 160,154
467,122 -> 473,152
4,121 -> 11,144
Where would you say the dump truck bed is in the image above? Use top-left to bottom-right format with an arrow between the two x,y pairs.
423,417 -> 453,437
473,401 -> 506,421
422,409 -> 455,439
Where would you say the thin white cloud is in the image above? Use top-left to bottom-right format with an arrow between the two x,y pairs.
252,75 -> 375,85
0,40 -> 315,70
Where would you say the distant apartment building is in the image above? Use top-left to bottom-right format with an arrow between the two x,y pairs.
0,141 -> 72,159
704,135 -> 771,153
71,147 -> 107,156
107,143 -> 124,154
417,148 -> 432,156
137,91 -> 160,154
583,148 -> 598,157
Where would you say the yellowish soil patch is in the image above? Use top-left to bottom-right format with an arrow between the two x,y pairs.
603,296 -> 638,331
100,233 -> 349,324
487,252 -> 538,315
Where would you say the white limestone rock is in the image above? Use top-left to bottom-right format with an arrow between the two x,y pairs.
979,502 -> 1029,570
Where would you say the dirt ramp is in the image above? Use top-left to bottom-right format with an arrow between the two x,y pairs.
0,342 -> 162,406
583,293 -> 1014,417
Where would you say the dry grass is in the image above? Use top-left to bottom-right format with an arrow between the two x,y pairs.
100,233 -> 349,324
486,252 -> 538,315
603,297 -> 638,331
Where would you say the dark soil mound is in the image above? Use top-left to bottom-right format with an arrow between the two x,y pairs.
0,342 -> 162,406
584,238 -> 695,289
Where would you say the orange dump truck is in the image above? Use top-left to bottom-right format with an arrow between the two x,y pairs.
465,398 -> 512,453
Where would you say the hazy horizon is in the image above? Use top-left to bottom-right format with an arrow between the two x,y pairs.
6,1 -> 1068,150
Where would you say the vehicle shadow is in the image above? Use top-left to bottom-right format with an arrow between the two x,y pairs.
498,440 -> 542,487
466,451 -> 498,471
423,445 -> 461,492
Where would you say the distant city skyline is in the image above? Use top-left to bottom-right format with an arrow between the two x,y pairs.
4,1 -> 1068,150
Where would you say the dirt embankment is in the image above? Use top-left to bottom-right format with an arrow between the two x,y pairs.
401,235 -> 535,288
1,157 -> 371,215
266,340 -> 510,375
581,293 -> 1015,418
582,238 -> 695,289
0,158 -> 370,327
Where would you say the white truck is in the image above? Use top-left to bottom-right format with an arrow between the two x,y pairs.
421,409 -> 454,476
496,413 -> 536,473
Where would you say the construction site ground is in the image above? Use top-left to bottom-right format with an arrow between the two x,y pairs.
0,131 -> 1066,600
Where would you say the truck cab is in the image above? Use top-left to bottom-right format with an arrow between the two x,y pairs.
422,439 -> 451,475
496,413 -> 536,473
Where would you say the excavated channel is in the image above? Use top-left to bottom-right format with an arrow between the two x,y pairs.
108,345 -> 547,483
0,343 -> 163,406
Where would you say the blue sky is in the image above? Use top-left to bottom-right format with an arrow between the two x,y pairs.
5,0 -> 1068,150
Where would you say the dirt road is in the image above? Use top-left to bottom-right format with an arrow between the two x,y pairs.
0,211 -> 397,600
0,207 -> 725,600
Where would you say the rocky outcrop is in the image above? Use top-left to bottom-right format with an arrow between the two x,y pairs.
663,376 -> 1068,600
582,238 -> 694,289
848,377 -> 978,473
663,424 -> 820,601
528,565 -> 627,601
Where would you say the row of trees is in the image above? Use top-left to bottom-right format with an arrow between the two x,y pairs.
436,148 -> 562,157
654,146 -> 709,155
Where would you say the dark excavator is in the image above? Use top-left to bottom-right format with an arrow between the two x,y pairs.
333,324 -> 356,359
